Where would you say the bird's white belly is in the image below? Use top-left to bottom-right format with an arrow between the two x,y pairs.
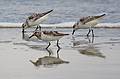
41,34 -> 62,41
85,20 -> 98,27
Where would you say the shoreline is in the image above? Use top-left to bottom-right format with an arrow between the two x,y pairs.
0,22 -> 120,28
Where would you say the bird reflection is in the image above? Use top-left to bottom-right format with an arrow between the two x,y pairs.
80,37 -> 105,58
29,48 -> 69,68
79,45 -> 106,58
72,35 -> 94,47
73,36 -> 106,58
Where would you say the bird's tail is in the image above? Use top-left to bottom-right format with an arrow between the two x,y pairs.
95,13 -> 106,19
43,9 -> 53,15
29,60 -> 37,66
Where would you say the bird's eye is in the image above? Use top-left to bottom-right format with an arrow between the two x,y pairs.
22,23 -> 26,28
24,23 -> 27,26
80,19 -> 83,21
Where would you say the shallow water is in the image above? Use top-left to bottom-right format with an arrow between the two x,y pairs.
0,0 -> 120,23
0,28 -> 120,79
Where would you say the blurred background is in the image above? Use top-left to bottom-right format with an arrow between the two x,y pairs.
0,0 -> 120,23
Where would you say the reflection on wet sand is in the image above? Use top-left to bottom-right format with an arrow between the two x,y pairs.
72,36 -> 106,58
72,38 -> 89,47
79,44 -> 106,58
72,35 -> 94,47
0,40 -> 12,43
30,48 -> 69,68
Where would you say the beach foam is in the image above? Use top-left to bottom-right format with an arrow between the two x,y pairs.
0,22 -> 120,28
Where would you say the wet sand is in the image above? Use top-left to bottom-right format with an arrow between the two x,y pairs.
0,28 -> 120,79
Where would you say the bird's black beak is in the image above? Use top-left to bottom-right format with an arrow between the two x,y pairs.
22,24 -> 25,39
72,22 -> 78,35
72,29 -> 76,35
29,33 -> 35,39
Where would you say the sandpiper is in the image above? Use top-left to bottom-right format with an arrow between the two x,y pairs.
22,9 -> 53,39
72,13 -> 106,37
29,30 -> 69,49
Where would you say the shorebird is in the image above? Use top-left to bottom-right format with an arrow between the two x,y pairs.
29,29 -> 69,49
22,9 -> 53,39
72,13 -> 106,37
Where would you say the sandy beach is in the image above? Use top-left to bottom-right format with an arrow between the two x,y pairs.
0,28 -> 120,79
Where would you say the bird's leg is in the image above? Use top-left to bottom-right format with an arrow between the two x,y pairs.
91,36 -> 94,43
22,20 -> 29,39
91,29 -> 94,37
46,42 -> 51,49
39,25 -> 41,32
87,35 -> 94,43
72,29 -> 76,35
34,26 -> 39,32
22,26 -> 25,39
57,48 -> 60,58
35,25 -> 41,32
87,28 -> 91,37
87,36 -> 91,43
46,48 -> 52,56
22,24 -> 25,39
29,26 -> 39,39
57,40 -> 61,49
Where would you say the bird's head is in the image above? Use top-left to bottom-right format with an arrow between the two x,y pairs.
22,23 -> 27,29
22,23 -> 27,39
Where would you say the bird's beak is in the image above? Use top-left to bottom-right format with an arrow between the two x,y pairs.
72,22 -> 78,35
72,29 -> 76,35
72,24 -> 76,35
22,24 -> 25,39
29,33 -> 35,39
